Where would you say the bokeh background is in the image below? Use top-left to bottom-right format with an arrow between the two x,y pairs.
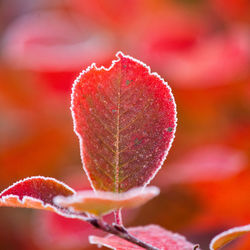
0,0 -> 249,249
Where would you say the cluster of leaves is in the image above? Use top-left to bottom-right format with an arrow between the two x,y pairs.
0,53 -> 248,249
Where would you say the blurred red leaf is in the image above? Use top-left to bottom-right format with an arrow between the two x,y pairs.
159,145 -> 246,185
2,10 -> 115,72
89,224 -> 196,249
71,52 -> 177,192
210,224 -> 250,250
54,186 -> 159,216
2,10 -> 115,94
132,11 -> 249,87
33,211 -> 99,249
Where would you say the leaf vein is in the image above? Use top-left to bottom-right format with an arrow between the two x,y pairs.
120,101 -> 152,132
88,149 -> 116,170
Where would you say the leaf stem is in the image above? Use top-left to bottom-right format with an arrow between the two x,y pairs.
87,217 -> 159,250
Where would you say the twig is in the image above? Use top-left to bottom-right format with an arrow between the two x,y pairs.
87,217 -> 159,250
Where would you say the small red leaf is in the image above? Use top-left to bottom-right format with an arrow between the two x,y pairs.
71,52 -> 177,192
0,176 -> 83,218
210,224 -> 250,250
89,224 -> 196,249
54,186 -> 159,216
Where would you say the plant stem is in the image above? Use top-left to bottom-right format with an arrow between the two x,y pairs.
87,217 -> 159,250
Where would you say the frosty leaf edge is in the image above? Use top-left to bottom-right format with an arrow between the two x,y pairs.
0,176 -> 87,220
210,224 -> 250,250
54,186 -> 160,216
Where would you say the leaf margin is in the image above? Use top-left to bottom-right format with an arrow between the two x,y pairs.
209,224 -> 250,250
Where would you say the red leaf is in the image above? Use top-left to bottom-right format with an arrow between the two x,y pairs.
54,186 -> 159,216
210,224 -> 250,250
71,52 -> 177,192
2,10 -> 114,72
89,224 -> 196,249
160,145 -> 246,185
0,176 -> 83,218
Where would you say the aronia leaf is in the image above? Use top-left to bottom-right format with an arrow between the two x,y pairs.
210,224 -> 250,250
89,224 -> 197,250
71,51 -> 177,192
0,176 -> 85,219
54,186 -> 159,216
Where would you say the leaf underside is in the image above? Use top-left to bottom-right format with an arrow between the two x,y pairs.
89,224 -> 195,250
54,186 -> 159,216
72,52 -> 177,192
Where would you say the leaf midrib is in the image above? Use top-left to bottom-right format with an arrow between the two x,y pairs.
114,66 -> 122,193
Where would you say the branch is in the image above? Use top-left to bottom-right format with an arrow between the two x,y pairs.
87,217 -> 159,250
